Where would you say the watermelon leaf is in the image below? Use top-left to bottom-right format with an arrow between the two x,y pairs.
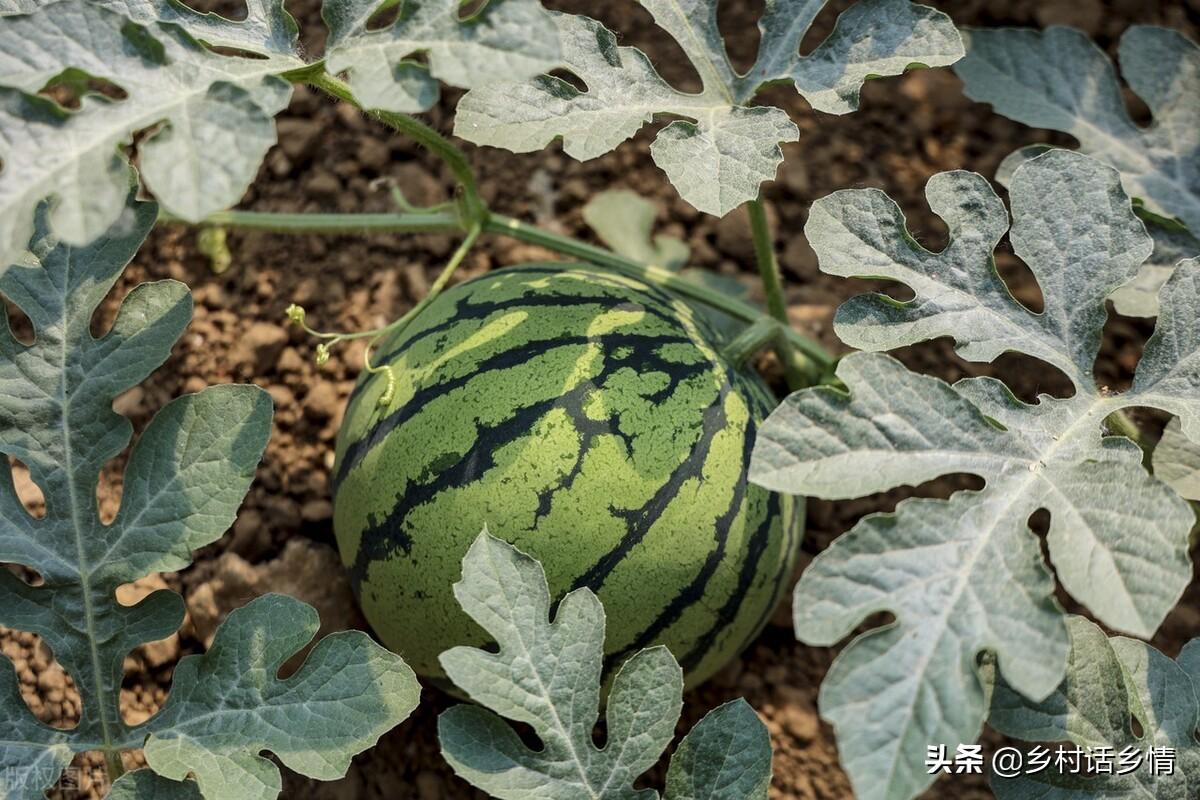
322,0 -> 560,114
0,0 -> 300,55
437,531 -> 773,800
1154,417 -> 1200,502
0,195 -> 418,799
956,26 -> 1200,234
994,146 -> 1200,319
143,594 -> 420,800
94,0 -> 298,55
989,616 -> 1200,798
1110,221 -> 1200,318
0,0 -> 301,271
455,0 -> 963,216
664,699 -> 774,800
109,770 -> 202,800
749,150 -> 1198,800
582,189 -> 690,270
955,26 -> 1200,315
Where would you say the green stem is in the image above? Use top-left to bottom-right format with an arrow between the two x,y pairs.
1105,410 -> 1145,446
104,749 -> 125,784
162,208 -> 834,373
747,199 -> 788,323
1105,409 -> 1150,466
485,213 -> 831,372
721,318 -> 784,366
299,68 -> 488,226
160,208 -> 459,235
388,223 -> 483,341
747,198 -> 807,388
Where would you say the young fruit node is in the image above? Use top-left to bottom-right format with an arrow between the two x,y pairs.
332,265 -> 802,689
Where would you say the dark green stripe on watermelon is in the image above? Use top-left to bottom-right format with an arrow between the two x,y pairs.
333,265 -> 801,688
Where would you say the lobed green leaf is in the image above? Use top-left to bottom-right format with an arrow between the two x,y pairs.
0,0 -> 300,269
322,0 -> 559,114
0,196 -> 418,799
955,26 -> 1200,317
0,0 -> 299,54
582,189 -> 690,270
990,617 -> 1200,798
750,150 -> 1199,800
664,700 -> 773,800
456,0 -> 962,216
438,530 -> 772,800
1154,417 -> 1200,502
995,144 -> 1200,320
144,594 -> 419,800
956,26 -> 1200,235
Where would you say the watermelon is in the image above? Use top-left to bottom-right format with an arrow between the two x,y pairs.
333,265 -> 802,688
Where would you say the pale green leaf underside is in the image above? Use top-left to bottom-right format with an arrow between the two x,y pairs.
750,150 -> 1199,800
1110,222 -> 1200,317
0,0 -> 297,269
144,594 -> 420,800
580,187 -> 759,339
582,189 -> 690,269
455,0 -> 961,216
437,531 -> 772,800
955,25 -> 1200,235
990,617 -> 1200,799
322,0 -> 559,113
1155,416 -> 1200,502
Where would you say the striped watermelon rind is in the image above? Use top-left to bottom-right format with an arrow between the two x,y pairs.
333,265 -> 802,687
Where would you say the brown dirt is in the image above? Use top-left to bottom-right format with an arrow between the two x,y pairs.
4,1 -> 1199,798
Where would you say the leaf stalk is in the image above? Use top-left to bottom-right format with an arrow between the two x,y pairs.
720,317 -> 786,366
489,214 -> 829,379
747,197 -> 809,388
299,67 -> 489,228
1105,409 -> 1149,464
274,65 -> 832,384
103,749 -> 125,784
162,208 -> 834,375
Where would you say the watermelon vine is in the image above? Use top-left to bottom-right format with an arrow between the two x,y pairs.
3,1 -> 1199,799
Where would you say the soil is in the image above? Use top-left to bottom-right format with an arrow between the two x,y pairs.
5,0 -> 1200,798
